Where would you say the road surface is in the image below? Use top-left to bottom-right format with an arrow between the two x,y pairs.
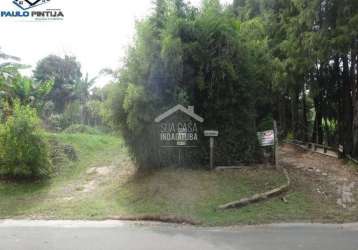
0,220 -> 357,250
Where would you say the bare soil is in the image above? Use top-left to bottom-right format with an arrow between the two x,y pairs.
279,143 -> 358,215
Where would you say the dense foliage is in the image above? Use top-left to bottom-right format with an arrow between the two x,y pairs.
31,55 -> 107,131
33,55 -> 82,113
106,0 -> 273,167
0,50 -> 105,179
0,102 -> 51,178
241,0 -> 357,156
1,0 -> 357,171
106,0 -> 357,167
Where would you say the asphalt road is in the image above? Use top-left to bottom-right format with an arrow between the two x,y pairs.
0,220 -> 357,250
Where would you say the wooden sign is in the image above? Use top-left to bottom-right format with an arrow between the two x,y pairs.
204,130 -> 219,137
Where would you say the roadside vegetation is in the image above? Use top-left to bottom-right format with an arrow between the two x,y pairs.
0,0 -> 357,225
0,102 -> 51,178
105,0 -> 358,166
0,132 -> 356,225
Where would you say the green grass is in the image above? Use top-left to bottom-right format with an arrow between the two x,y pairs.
112,167 -> 308,225
0,132 -> 356,225
347,159 -> 358,171
47,132 -> 124,177
0,132 -> 124,219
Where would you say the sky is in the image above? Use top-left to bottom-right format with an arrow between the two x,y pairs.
0,0 -> 232,87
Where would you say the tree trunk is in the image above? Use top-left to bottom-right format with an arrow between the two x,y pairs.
302,84 -> 308,142
312,97 -> 323,144
342,55 -> 353,155
335,56 -> 344,147
278,95 -> 286,135
80,103 -> 84,124
351,48 -> 358,156
291,87 -> 299,138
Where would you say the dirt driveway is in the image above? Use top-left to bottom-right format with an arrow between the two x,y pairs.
279,143 -> 358,212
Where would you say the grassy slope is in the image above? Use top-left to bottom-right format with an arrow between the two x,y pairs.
1,132 -> 354,225
0,133 -> 123,219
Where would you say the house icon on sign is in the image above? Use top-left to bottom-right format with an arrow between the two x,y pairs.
154,105 -> 204,123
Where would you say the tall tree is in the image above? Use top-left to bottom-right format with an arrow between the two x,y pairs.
33,55 -> 82,113
74,73 -> 97,124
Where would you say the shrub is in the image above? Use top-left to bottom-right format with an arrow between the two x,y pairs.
47,113 -> 68,131
63,124 -> 100,135
0,102 -> 52,178
48,137 -> 77,167
286,132 -> 294,141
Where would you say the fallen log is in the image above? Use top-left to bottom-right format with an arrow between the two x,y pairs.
218,168 -> 290,210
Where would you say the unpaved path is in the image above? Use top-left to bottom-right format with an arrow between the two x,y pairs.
279,144 -> 358,210
56,157 -> 136,202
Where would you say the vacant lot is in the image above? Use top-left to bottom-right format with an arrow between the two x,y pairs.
0,133 -> 357,225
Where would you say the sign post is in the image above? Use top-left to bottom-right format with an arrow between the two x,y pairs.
257,122 -> 279,169
273,120 -> 279,169
204,130 -> 219,170
338,144 -> 344,159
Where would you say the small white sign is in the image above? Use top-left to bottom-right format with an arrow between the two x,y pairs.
204,130 -> 219,137
257,130 -> 274,147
